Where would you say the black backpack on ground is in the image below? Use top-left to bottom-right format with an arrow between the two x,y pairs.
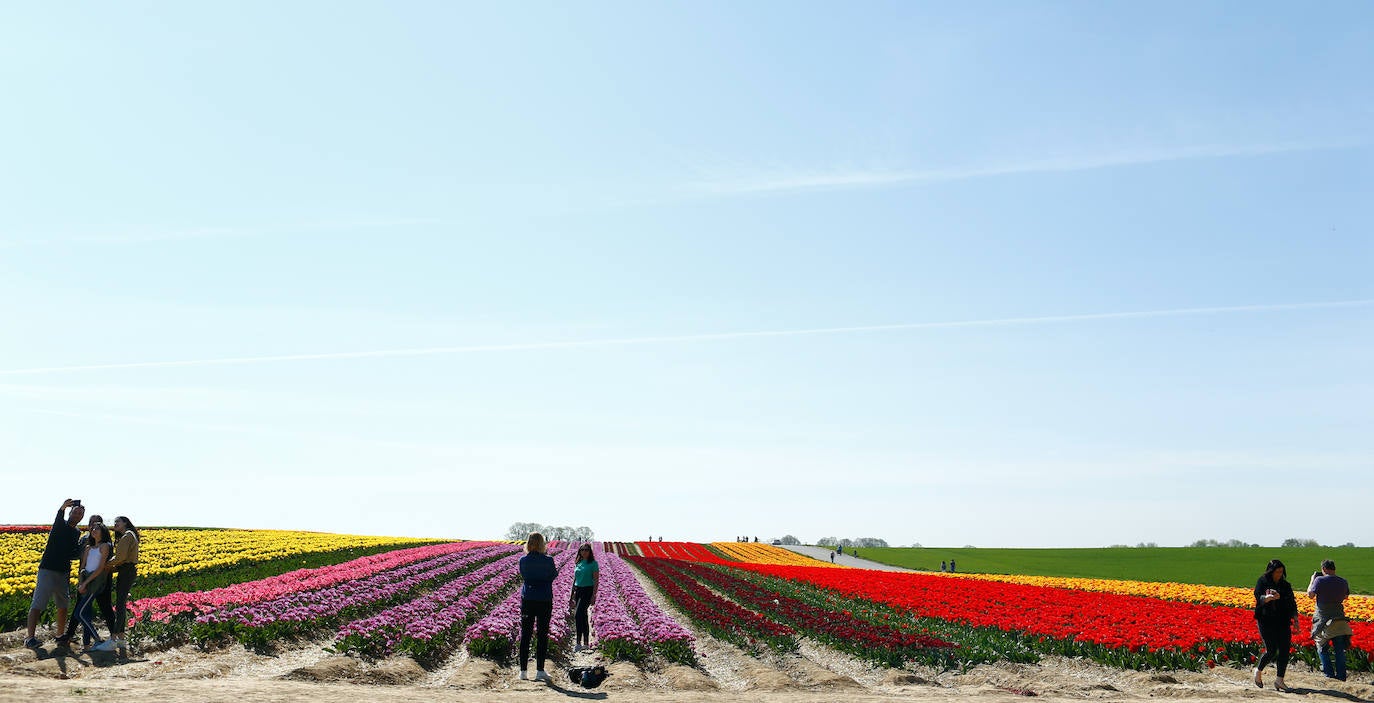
568,665 -> 610,688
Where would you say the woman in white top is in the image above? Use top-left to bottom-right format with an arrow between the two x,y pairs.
74,523 -> 113,650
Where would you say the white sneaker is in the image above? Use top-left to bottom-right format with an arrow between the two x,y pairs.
534,670 -> 551,682
91,639 -> 117,652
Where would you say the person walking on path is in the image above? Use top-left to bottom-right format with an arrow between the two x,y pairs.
56,513 -> 117,649
99,516 -> 140,653
1253,559 -> 1299,691
69,522 -> 114,650
25,499 -> 84,649
517,532 -> 557,682
571,544 -> 599,652
1307,559 -> 1352,681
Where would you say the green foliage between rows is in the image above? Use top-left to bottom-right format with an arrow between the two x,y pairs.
857,546 -> 1374,594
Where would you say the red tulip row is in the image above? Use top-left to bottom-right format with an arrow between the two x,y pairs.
656,558 -> 957,667
627,556 -> 796,653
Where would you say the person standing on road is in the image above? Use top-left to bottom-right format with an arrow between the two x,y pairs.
517,532 -> 557,682
1307,559 -> 1352,681
571,544 -> 599,652
101,516 -> 140,653
24,499 -> 84,649
1253,559 -> 1299,691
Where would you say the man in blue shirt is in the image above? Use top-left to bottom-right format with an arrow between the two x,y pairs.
1307,559 -> 1351,680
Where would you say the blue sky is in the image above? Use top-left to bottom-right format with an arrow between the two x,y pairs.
1,3 -> 1370,547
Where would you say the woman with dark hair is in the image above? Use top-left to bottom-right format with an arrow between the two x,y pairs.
1253,559 -> 1299,691
96,516 -> 140,653
517,532 -> 557,682
571,544 -> 599,652
72,523 -> 114,650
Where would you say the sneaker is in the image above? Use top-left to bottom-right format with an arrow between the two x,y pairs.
91,639 -> 118,652
518,670 -> 528,680
23,637 -> 40,649
534,670 -> 551,682
53,635 -> 72,648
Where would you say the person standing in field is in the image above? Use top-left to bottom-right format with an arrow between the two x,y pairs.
941,561 -> 947,572
1307,559 -> 1352,681
25,499 -> 84,649
100,516 -> 140,653
517,532 -> 557,682
571,544 -> 599,652
1253,559 -> 1299,691
950,559 -> 956,572
70,522 -> 114,650
56,513 -> 117,649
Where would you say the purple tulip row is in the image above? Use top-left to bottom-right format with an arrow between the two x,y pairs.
596,551 -> 695,663
199,543 -> 518,629
465,546 -> 578,660
334,550 -> 524,659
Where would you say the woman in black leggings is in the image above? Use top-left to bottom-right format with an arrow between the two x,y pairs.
570,544 -> 599,652
102,516 -> 140,653
1253,559 -> 1298,691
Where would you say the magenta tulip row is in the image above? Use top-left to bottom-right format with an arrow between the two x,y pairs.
465,546 -> 578,659
197,543 -> 518,628
595,551 -> 694,661
335,550 -> 524,658
129,541 -> 480,625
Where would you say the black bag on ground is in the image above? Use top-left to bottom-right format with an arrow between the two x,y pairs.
568,665 -> 610,688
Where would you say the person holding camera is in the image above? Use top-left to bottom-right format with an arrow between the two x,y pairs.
24,499 -> 85,649
1252,559 -> 1299,691
517,532 -> 557,682
1307,560 -> 1352,681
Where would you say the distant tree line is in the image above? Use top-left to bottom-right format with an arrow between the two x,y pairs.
1184,537 -> 1359,548
504,522 -> 595,542
816,536 -> 890,548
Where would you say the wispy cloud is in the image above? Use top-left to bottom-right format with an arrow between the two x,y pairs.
1,299 -> 1368,377
690,141 -> 1364,197
0,218 -> 440,248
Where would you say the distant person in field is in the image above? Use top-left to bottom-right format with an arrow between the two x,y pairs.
829,552 -> 834,563
101,516 -> 140,652
1307,559 -> 1352,681
571,544 -> 599,652
25,499 -> 84,649
69,522 -> 114,650
941,561 -> 947,572
517,532 -> 557,682
57,513 -> 117,649
1253,559 -> 1299,691
949,559 -> 956,573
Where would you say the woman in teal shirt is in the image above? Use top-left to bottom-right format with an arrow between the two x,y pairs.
571,544 -> 599,652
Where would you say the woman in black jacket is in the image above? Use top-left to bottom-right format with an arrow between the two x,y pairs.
1253,559 -> 1299,691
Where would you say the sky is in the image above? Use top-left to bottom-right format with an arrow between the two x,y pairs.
1,3 -> 1370,548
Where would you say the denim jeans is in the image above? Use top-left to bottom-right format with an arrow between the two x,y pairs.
1319,635 -> 1349,681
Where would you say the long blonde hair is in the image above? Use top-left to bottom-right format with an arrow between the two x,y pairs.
525,532 -> 547,554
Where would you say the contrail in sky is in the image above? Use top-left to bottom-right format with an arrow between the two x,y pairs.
1,299 -> 1369,376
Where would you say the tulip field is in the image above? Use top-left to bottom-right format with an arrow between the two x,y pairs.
4,529 -> 1371,679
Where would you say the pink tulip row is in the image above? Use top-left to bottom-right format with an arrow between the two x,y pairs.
335,550 -> 524,659
596,551 -> 695,663
197,543 -> 515,630
129,541 -> 480,625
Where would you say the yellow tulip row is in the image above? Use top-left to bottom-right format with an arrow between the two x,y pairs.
0,529 -> 442,598
949,572 -> 1374,621
710,542 -> 845,568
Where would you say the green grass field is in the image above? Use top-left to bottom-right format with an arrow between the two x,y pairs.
853,546 -> 1374,594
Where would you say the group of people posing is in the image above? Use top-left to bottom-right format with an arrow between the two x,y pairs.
1252,558 -> 1353,690
25,499 -> 141,653
515,533 -> 599,682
